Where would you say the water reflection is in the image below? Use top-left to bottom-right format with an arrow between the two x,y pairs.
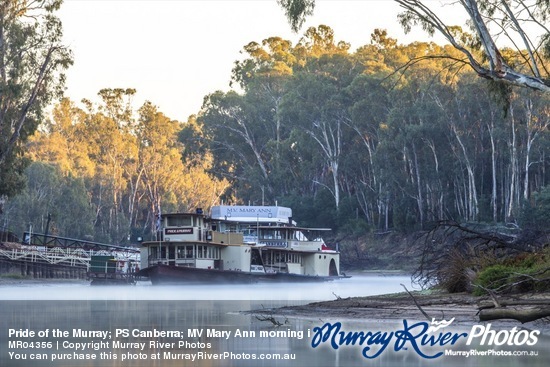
1,276 -> 548,367
2,300 -> 548,367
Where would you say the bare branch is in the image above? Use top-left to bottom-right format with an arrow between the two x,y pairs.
401,283 -> 432,321
255,315 -> 285,326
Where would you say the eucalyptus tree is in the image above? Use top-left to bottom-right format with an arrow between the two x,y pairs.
293,24 -> 351,59
278,0 -> 550,92
280,52 -> 361,210
232,37 -> 295,150
449,77 -> 506,223
342,74 -> 390,227
3,162 -> 93,239
502,89 -> 550,221
0,0 -> 72,200
27,98 -> 94,178
182,35 -> 304,204
136,101 -> 224,236
378,76 -> 451,227
80,89 -> 138,242
231,37 -> 297,199
192,90 -> 275,202
19,93 -> 229,242
346,39 -> 467,229
396,0 -> 550,91
513,90 -> 549,202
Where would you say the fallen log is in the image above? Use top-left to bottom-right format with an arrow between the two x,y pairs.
478,307 -> 550,323
478,299 -> 550,310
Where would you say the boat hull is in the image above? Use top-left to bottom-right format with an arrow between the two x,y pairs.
87,272 -> 139,285
139,264 -> 342,284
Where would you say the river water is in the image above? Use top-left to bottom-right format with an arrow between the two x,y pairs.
0,275 -> 548,367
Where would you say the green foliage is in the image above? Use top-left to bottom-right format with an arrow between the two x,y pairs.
2,90 -> 229,243
473,264 -> 513,296
3,15 -> 549,251
473,250 -> 550,295
521,186 -> 550,229
277,0 -> 315,32
281,189 -> 336,229
186,25 -> 550,235
0,155 -> 28,199
0,0 -> 72,198
3,162 -> 94,239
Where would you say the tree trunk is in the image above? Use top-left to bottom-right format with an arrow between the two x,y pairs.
486,120 -> 497,222
451,125 -> 478,220
479,307 -> 550,323
507,105 -> 518,220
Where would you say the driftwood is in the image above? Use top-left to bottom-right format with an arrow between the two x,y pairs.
401,284 -> 431,321
478,299 -> 550,310
478,307 -> 550,323
255,315 -> 284,326
477,292 -> 550,323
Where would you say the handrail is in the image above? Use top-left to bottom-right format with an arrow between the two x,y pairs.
22,232 -> 139,252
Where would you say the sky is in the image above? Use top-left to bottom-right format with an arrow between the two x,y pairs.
58,0 -> 458,122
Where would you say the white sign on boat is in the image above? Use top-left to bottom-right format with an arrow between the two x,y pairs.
210,205 -> 292,223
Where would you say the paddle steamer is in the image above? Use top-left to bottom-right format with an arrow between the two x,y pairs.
138,205 -> 343,284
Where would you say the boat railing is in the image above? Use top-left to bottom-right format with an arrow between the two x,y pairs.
258,239 -> 288,248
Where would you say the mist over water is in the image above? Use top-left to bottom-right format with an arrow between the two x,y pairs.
0,275 -> 419,367
0,274 -> 414,301
1,275 -> 548,367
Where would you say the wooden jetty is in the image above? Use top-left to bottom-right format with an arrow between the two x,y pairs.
0,232 -> 141,283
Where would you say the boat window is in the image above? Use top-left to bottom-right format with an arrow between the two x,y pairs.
197,245 -> 207,258
186,246 -> 194,258
167,216 -> 192,227
149,246 -> 158,260
288,253 -> 301,263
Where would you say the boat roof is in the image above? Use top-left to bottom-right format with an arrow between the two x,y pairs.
254,225 -> 331,231
210,205 -> 292,223
160,207 -> 329,231
162,212 -> 204,217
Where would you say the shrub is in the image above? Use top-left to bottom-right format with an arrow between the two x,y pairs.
473,264 -> 513,296
473,251 -> 550,295
437,248 -> 473,293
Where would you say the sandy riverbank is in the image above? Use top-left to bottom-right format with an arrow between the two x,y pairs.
249,290 -> 550,332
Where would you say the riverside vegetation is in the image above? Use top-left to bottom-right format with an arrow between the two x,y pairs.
0,2 -> 548,318
312,220 -> 550,324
